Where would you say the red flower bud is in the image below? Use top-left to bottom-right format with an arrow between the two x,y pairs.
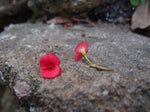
74,42 -> 88,61
39,53 -> 61,79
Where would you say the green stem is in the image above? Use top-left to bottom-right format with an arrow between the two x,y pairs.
82,51 -> 92,65
90,64 -> 114,71
84,54 -> 93,65
81,50 -> 114,71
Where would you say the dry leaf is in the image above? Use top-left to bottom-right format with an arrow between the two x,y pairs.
131,0 -> 150,30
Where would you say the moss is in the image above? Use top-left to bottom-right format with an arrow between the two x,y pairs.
25,75 -> 40,93
0,64 -> 19,87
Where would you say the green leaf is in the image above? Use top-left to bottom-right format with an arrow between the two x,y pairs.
141,0 -> 145,5
130,0 -> 140,6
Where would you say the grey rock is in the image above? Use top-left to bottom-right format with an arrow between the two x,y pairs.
0,0 -> 30,31
0,23 -> 150,112
27,0 -> 116,17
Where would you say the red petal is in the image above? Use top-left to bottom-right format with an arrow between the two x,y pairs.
75,42 -> 88,54
40,66 -> 61,79
74,53 -> 83,61
39,53 -> 60,69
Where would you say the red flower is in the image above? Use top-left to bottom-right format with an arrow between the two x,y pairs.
39,53 -> 61,79
63,23 -> 73,27
74,42 -> 88,61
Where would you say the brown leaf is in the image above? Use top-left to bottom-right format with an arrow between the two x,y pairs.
46,17 -> 72,24
131,0 -> 150,30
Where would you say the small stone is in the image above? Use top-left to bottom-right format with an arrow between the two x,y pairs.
102,90 -> 109,96
134,79 -> 138,82
0,71 -> 5,82
54,44 -> 58,47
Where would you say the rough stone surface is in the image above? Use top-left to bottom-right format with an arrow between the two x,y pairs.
27,0 -> 116,18
88,0 -> 135,23
0,23 -> 150,112
0,0 -> 31,31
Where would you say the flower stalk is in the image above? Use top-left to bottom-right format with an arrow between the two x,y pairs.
82,51 -> 92,65
90,64 -> 114,71
82,51 -> 114,71
75,41 -> 114,72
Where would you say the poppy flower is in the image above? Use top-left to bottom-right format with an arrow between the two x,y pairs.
74,42 -> 88,61
39,53 -> 61,79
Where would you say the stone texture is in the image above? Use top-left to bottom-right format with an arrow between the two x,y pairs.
27,0 -> 116,18
0,0 -> 31,31
88,0 -> 135,23
0,23 -> 150,112
0,0 -> 27,17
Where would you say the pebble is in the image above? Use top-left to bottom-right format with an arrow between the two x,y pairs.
0,71 -> 6,82
54,44 -> 58,47
102,90 -> 109,96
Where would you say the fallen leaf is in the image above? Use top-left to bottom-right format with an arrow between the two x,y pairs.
131,0 -> 150,30
46,17 -> 72,24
